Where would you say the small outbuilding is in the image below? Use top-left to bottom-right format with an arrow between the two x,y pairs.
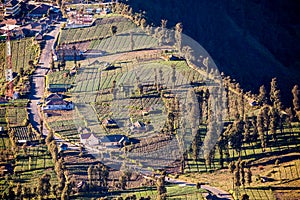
130,121 -> 147,133
80,133 -> 99,146
102,118 -> 118,128
99,135 -> 129,148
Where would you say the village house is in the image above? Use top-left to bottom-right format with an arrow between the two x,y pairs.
45,93 -> 63,101
80,133 -> 99,146
77,127 -> 91,134
102,118 -> 118,128
99,135 -> 129,148
130,121 -> 147,133
42,99 -> 74,110
27,4 -> 51,18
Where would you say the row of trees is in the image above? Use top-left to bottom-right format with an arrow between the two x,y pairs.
87,163 -> 109,191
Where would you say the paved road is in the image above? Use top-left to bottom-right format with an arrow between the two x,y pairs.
28,23 -> 60,134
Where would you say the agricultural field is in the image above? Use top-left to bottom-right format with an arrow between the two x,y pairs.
46,70 -> 76,86
0,108 -> 7,131
11,126 -> 39,143
59,16 -> 137,45
89,32 -> 158,54
39,5 -> 300,199
46,119 -> 83,143
68,58 -> 205,139
0,38 -> 39,80
114,184 -> 207,200
0,134 -> 58,198
6,106 -> 28,128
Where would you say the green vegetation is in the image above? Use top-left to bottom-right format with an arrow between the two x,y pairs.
89,32 -> 158,54
59,18 -> 137,45
0,38 -> 39,79
1,2 -> 295,199
117,185 -> 206,200
46,70 -> 76,86
0,38 -> 39,95
0,131 -> 58,199
6,107 -> 28,127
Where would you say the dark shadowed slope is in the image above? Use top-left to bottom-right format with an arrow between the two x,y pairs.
126,0 -> 300,104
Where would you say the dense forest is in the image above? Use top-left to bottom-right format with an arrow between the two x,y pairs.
125,0 -> 300,105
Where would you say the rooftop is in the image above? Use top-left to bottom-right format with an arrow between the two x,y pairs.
99,135 -> 128,143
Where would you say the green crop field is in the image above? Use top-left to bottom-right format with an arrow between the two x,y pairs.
47,119 -> 82,143
6,107 -> 28,128
114,184 -> 206,200
46,70 -> 76,86
89,32 -> 158,54
59,17 -> 137,45
0,38 -> 39,77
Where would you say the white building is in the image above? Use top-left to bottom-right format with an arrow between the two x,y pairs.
42,99 -> 74,110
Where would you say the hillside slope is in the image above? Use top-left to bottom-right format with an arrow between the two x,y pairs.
125,0 -> 300,103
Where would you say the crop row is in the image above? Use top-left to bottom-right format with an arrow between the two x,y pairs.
89,33 -> 158,53
46,70 -> 76,85
11,126 -> 38,141
59,20 -> 137,44
6,107 -> 28,127
0,38 -> 39,80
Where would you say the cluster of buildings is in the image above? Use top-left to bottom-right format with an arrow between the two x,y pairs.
0,0 -> 60,19
78,117 -> 147,149
78,126 -> 130,148
42,93 -> 74,111
0,1 -> 61,40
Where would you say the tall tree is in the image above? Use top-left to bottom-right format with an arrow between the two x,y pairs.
258,85 -> 267,105
181,46 -> 194,62
110,25 -> 117,36
37,174 -> 51,199
228,119 -> 244,157
156,174 -> 167,200
161,19 -> 167,29
270,78 -> 282,110
269,107 -> 279,141
246,167 -> 252,186
257,111 -> 265,151
175,22 -> 183,53
292,85 -> 300,120
88,165 -> 93,186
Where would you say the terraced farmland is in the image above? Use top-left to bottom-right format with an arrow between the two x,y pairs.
11,126 -> 39,142
46,70 -> 76,85
89,32 -> 158,54
59,17 -> 137,45
47,119 -> 83,143
6,107 -> 28,127
0,38 -> 39,83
